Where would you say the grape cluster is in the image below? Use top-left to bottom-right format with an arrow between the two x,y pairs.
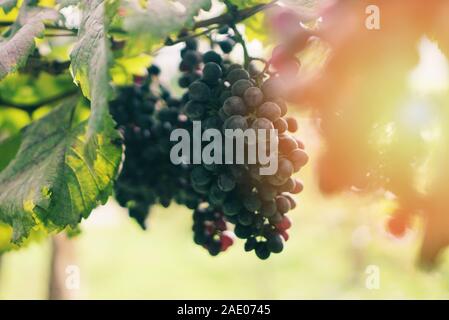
110,67 -> 201,228
180,46 -> 309,259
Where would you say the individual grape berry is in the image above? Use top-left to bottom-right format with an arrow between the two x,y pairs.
191,166 -> 212,186
279,134 -> 298,154
267,233 -> 284,253
258,185 -> 277,201
243,193 -> 262,212
387,213 -> 408,238
202,62 -> 223,84
261,200 -> 277,218
255,242 -> 271,259
217,174 -> 236,192
251,118 -> 274,131
223,197 -> 243,216
277,158 -> 294,179
189,81 -> 211,102
148,65 -> 161,76
203,50 -> 223,64
257,102 -> 281,122
183,50 -> 202,68
238,210 -> 254,226
276,215 -> 292,231
219,39 -> 235,54
184,100 -> 206,120
234,224 -> 253,239
223,115 -> 248,131
279,178 -> 296,193
218,25 -> 229,34
243,87 -> 264,108
231,79 -> 253,97
262,77 -> 284,99
227,68 -> 250,85
185,38 -> 198,50
220,232 -> 234,251
285,117 -> 298,132
289,148 -> 309,168
292,179 -> 304,194
244,237 -> 258,252
273,98 -> 288,117
273,118 -> 288,133
223,96 -> 247,116
275,195 -> 291,214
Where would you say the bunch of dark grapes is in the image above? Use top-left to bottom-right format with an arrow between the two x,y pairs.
179,44 -> 308,259
110,66 -> 202,228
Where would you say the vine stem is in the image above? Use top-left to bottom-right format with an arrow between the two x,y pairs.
0,0 -> 279,39
0,89 -> 79,113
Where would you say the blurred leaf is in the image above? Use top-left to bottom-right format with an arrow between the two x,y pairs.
0,99 -> 121,243
0,0 -> 17,14
121,0 -> 211,54
243,11 -> 268,44
0,133 -> 21,171
228,0 -> 270,9
111,53 -> 152,85
0,5 -> 59,80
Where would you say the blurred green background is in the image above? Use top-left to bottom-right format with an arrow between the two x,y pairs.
1,120 -> 449,300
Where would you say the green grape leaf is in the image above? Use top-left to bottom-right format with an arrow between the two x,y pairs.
0,99 -> 121,243
243,11 -> 268,44
0,6 -> 59,80
0,0 -> 17,13
70,0 -> 118,136
121,0 -> 212,54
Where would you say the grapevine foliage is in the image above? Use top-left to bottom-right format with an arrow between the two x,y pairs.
0,0 -> 314,259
